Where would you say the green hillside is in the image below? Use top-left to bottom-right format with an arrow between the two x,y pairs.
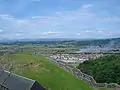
78,54 -> 120,85
4,54 -> 95,90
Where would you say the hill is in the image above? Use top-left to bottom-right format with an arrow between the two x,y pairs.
0,37 -> 120,46
1,54 -> 95,90
78,54 -> 120,85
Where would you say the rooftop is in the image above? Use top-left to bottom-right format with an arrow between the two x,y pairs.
0,69 -> 47,90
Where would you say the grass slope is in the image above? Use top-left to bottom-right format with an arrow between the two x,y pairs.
6,54 -> 94,90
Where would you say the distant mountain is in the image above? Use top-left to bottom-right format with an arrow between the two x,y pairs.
0,37 -> 120,45
74,38 -> 120,46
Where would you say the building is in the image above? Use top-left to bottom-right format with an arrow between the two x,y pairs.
79,46 -> 119,53
0,69 -> 47,90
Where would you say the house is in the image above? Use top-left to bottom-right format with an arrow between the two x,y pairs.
0,69 -> 47,90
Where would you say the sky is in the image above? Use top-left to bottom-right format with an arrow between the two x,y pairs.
0,0 -> 120,39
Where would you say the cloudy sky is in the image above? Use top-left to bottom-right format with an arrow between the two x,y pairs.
0,0 -> 120,39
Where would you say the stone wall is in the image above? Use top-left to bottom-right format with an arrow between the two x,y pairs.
49,57 -> 120,89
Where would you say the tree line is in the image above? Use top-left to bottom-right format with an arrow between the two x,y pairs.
77,54 -> 120,84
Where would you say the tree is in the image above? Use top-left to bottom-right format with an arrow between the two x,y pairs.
78,54 -> 120,84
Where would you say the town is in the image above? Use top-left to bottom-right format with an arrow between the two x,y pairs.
50,53 -> 103,64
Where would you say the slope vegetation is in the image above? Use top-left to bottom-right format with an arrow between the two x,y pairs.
4,54 -> 95,90
78,54 -> 120,85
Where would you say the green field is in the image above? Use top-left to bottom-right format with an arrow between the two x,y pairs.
5,54 -> 95,90
3,54 -> 115,90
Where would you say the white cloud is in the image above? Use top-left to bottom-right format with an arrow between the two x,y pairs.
15,33 -> 22,37
76,33 -> 81,36
85,30 -> 92,33
106,32 -> 112,37
17,20 -> 27,25
81,4 -> 93,9
76,33 -> 81,35
0,14 -> 14,20
0,6 -> 119,39
55,12 -> 62,15
100,17 -> 120,22
0,29 -> 3,32
97,31 -> 102,33
31,0 -> 41,2
42,31 -> 59,36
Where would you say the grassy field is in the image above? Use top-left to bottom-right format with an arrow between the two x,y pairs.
5,54 -> 95,90
3,54 -> 115,90
19,45 -> 79,54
